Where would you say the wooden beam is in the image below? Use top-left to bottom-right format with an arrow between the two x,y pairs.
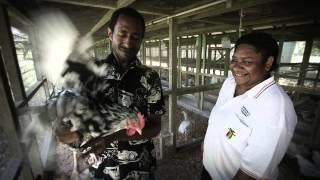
146,21 -> 167,32
164,83 -> 223,96
131,4 -> 171,16
190,0 -> 279,20
242,16 -> 312,28
87,0 -> 135,35
282,85 -> 320,96
179,24 -> 237,36
146,0 -> 227,26
146,15 -> 235,33
43,0 -> 169,16
117,0 -> 135,7
43,0 -> 116,9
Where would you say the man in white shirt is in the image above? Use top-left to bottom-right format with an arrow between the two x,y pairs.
202,32 -> 297,180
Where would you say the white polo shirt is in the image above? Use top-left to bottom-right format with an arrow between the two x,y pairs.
203,76 -> 297,180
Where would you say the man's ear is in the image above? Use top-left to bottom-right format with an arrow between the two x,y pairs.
265,56 -> 274,71
107,27 -> 113,41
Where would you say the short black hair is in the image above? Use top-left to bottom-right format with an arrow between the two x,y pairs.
235,32 -> 279,71
108,7 -> 145,38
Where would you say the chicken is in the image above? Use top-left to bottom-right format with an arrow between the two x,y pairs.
178,111 -> 191,141
35,9 -> 145,147
55,90 -> 145,139
178,111 -> 191,134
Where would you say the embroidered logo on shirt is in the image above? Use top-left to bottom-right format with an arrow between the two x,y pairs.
241,106 -> 250,117
226,128 -> 236,139
235,113 -> 249,127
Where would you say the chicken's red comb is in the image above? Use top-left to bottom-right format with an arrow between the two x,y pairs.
126,112 -> 145,136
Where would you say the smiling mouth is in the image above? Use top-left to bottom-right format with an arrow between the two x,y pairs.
234,73 -> 247,77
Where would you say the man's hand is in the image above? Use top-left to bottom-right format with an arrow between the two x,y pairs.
80,136 -> 111,157
79,114 -> 161,158
55,127 -> 80,144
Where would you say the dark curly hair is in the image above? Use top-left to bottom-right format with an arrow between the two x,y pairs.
235,32 -> 279,71
108,7 -> 145,38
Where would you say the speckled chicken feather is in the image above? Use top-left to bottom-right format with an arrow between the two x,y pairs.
54,60 -> 145,147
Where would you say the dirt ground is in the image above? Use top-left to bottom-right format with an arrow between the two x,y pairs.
154,145 -> 203,180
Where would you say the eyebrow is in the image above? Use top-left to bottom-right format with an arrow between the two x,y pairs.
232,55 -> 254,59
118,28 -> 141,35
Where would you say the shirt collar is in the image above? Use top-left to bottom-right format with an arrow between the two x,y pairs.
245,76 -> 276,98
230,76 -> 276,98
105,53 -> 141,69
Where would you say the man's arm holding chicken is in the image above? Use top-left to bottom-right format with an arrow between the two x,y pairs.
56,114 -> 161,154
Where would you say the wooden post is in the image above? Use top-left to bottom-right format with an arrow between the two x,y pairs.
185,37 -> 189,86
298,39 -> 313,86
159,39 -> 162,77
168,17 -> 177,151
0,43 -> 33,180
0,4 -> 26,103
195,35 -> 202,109
314,66 -> 320,89
149,45 -> 152,66
213,44 -> 217,74
275,40 -> 284,81
224,48 -> 230,77
141,41 -> 146,65
208,47 -> 212,74
200,34 -> 207,110
177,37 -> 182,88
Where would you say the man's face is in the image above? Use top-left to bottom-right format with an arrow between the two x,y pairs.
230,43 -> 273,92
108,15 -> 143,64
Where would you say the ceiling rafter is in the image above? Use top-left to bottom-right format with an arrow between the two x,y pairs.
146,18 -> 319,41
43,0 -> 170,16
146,0 -> 280,33
190,0 -> 279,20
145,0 -> 227,26
43,0 -> 116,9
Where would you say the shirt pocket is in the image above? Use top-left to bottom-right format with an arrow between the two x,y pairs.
223,115 -> 251,151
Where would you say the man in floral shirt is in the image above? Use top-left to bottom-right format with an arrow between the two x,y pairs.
84,51 -> 165,179
57,7 -> 165,180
